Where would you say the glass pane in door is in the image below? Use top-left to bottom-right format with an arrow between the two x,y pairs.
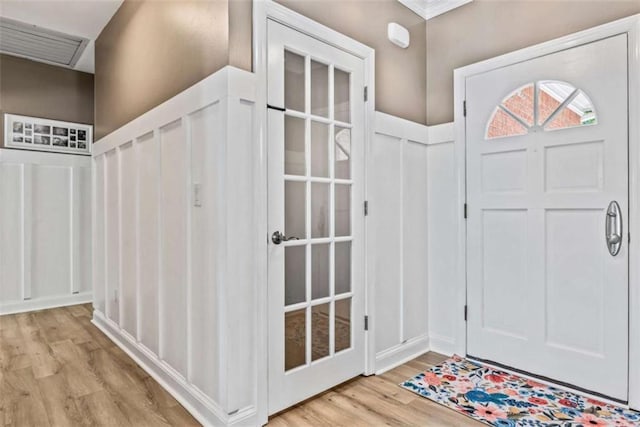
335,298 -> 351,352
335,242 -> 351,295
285,246 -> 306,305
334,68 -> 350,123
311,183 -> 330,238
312,244 -> 330,299
312,303 -> 330,361
285,51 -> 305,112
335,184 -> 350,237
311,60 -> 329,117
285,116 -> 306,175
311,121 -> 329,177
285,309 -> 306,370
285,181 -> 306,239
334,127 -> 351,179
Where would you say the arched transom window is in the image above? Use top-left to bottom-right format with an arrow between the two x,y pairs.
486,80 -> 597,140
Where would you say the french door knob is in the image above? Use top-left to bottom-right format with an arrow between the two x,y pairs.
272,231 -> 299,245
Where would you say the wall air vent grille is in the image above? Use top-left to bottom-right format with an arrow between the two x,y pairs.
0,17 -> 88,68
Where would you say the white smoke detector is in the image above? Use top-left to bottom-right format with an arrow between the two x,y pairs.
387,22 -> 410,49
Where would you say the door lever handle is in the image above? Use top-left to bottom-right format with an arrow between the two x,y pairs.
271,231 -> 300,245
605,201 -> 622,256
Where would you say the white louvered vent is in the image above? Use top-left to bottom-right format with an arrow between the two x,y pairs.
0,17 -> 88,68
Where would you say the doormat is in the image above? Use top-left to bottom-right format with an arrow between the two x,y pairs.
401,355 -> 640,426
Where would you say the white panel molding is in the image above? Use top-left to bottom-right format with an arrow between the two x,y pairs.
92,66 -> 259,426
370,112 -> 429,373
425,122 -> 461,358
0,148 -> 91,315
21,163 -> 32,301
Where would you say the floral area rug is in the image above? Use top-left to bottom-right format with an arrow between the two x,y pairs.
401,355 -> 640,426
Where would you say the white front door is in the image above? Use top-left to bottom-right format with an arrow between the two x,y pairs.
466,34 -> 628,400
267,20 -> 366,414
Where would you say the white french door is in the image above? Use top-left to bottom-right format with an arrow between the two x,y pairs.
466,34 -> 629,400
267,20 -> 366,414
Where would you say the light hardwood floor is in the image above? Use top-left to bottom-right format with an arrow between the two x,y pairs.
0,303 -> 198,426
0,304 -> 479,426
269,352 -> 481,427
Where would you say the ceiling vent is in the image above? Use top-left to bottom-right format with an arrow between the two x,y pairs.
0,17 -> 88,68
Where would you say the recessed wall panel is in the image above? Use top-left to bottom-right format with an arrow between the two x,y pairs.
137,133 -> 160,355
427,141 -> 457,346
77,166 -> 92,294
120,142 -> 137,335
105,150 -> 119,323
0,164 -> 23,302
93,156 -> 106,313
31,165 -> 71,299
370,133 -> 402,353
189,103 -> 222,399
402,140 -> 428,341
160,119 -> 188,377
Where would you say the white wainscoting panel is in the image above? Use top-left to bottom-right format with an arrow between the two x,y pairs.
92,66 -> 258,427
426,123 -> 460,356
0,149 -> 92,314
369,112 -> 430,373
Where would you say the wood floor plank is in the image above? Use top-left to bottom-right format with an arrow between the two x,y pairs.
76,389 -> 132,427
2,304 -> 479,427
50,340 -> 103,398
0,367 -> 51,427
0,314 -> 18,331
0,305 -> 198,427
269,351 -> 482,426
37,372 -> 90,427
22,328 -> 61,379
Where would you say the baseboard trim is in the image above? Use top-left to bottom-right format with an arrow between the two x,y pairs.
375,335 -> 430,375
92,311 -> 231,427
428,335 -> 457,357
0,292 -> 92,315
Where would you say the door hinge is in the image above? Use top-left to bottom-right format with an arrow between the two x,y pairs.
464,305 -> 468,321
629,232 -> 631,244
364,86 -> 368,102
463,100 -> 467,117
464,203 -> 467,219
364,200 -> 369,216
364,315 -> 369,331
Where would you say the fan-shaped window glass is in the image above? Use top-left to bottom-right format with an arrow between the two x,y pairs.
486,107 -> 528,139
486,80 -> 597,140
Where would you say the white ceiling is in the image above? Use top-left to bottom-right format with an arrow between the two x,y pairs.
0,0 -> 123,73
398,0 -> 472,20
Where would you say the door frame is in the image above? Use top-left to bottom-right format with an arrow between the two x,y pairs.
252,0 -> 376,420
453,14 -> 640,409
